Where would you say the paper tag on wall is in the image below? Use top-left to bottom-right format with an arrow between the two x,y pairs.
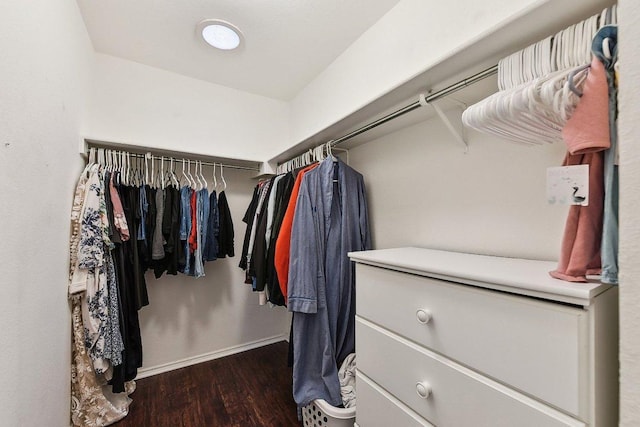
547,165 -> 589,206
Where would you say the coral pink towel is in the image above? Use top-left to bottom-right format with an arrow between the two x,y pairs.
550,151 -> 604,282
562,58 -> 611,155
551,57 -> 609,282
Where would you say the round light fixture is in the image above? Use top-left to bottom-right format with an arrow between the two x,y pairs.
198,19 -> 243,51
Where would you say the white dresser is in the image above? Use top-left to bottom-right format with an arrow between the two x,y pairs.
349,247 -> 618,427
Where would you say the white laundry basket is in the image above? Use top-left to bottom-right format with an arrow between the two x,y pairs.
302,399 -> 355,427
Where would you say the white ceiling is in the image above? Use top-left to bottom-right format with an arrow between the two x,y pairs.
76,0 -> 403,101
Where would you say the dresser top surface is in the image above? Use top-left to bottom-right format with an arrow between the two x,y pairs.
349,247 -> 611,305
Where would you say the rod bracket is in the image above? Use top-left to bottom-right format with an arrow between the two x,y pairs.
422,94 -> 469,153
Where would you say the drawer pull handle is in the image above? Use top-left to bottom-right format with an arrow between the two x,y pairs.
416,309 -> 432,324
416,382 -> 432,399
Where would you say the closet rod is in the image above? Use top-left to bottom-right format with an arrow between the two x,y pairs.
327,64 -> 498,148
86,143 -> 261,172
127,152 -> 260,171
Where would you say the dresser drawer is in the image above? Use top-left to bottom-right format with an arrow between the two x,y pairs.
356,371 -> 433,427
356,319 -> 585,427
356,264 -> 588,417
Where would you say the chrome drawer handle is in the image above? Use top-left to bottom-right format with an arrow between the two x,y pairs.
416,381 -> 432,399
416,309 -> 432,324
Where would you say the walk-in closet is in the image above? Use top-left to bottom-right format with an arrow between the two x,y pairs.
2,0 -> 639,426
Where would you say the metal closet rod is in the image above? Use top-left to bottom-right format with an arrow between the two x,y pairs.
326,64 -> 499,148
87,144 -> 261,172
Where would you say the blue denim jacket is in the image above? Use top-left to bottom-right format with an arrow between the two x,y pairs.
179,186 -> 192,273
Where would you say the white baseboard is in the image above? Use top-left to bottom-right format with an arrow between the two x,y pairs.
136,334 -> 288,379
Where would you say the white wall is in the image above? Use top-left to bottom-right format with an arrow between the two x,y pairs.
84,55 -> 292,379
86,53 -> 291,161
137,166 -> 290,374
349,115 -> 568,261
287,0 -> 613,154
1,0 -> 634,423
618,1 -> 640,424
289,0 -> 537,144
0,0 -> 93,425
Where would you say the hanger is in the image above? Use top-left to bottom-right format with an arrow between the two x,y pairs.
219,163 -> 227,191
198,161 -> 208,191
120,151 -> 126,184
112,151 -> 120,184
467,8 -> 605,146
137,155 -> 144,187
181,158 -> 187,187
122,152 -> 127,186
132,156 -> 139,187
183,159 -> 190,188
463,64 -> 587,145
166,157 -> 175,187
211,162 -> 217,190
87,147 -> 97,167
126,152 -> 132,186
185,159 -> 193,189
130,153 -> 135,186
193,160 -> 200,189
603,37 -> 612,60
172,158 -> 180,187
567,64 -> 590,97
196,161 -> 204,190
108,150 -> 114,173
83,147 -> 96,177
150,155 -> 155,189
97,148 -> 105,168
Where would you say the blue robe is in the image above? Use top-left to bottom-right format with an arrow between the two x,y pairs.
288,157 -> 371,408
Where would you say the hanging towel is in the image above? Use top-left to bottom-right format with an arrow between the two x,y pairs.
550,151 -> 604,282
551,58 -> 609,283
561,58 -> 611,155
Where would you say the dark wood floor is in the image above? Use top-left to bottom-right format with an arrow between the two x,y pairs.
114,341 -> 301,427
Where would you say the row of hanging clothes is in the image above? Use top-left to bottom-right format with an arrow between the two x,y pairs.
68,146 -> 236,426
239,141 -> 371,411
463,6 -> 619,284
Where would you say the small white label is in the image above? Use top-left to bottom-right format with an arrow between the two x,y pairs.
547,165 -> 589,206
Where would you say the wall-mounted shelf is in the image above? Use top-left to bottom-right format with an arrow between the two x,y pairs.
81,137 -> 263,172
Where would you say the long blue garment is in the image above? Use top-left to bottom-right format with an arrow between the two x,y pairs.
179,186 -> 192,274
288,157 -> 371,408
203,191 -> 219,261
193,189 -> 206,278
199,187 -> 210,263
593,25 -> 618,285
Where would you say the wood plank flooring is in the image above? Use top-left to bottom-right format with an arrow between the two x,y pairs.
114,341 -> 301,427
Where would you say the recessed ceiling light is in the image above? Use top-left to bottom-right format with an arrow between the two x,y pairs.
197,19 -> 243,51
